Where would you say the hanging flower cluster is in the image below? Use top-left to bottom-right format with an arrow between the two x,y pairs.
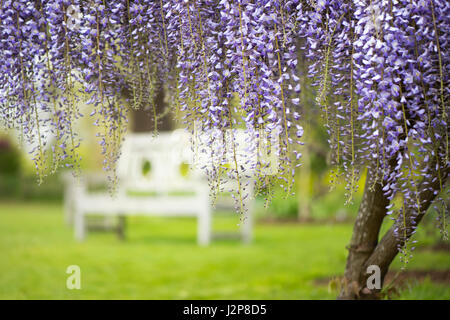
0,1 -> 448,248
164,0 -> 302,211
298,0 -> 449,259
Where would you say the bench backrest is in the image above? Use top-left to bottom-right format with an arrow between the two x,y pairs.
117,130 -> 200,194
116,127 -> 281,194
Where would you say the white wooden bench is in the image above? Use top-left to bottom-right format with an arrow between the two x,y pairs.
63,130 -> 255,245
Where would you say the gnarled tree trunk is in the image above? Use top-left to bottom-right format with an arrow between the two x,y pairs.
338,162 -> 448,300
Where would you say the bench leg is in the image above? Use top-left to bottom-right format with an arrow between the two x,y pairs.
241,209 -> 253,244
117,215 -> 126,241
74,208 -> 86,241
198,208 -> 211,246
241,194 -> 254,243
64,187 -> 74,226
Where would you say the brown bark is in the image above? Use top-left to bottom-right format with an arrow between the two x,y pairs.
131,86 -> 172,133
338,162 -> 448,300
338,166 -> 390,299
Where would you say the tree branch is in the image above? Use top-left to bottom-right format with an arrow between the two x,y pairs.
362,163 -> 449,288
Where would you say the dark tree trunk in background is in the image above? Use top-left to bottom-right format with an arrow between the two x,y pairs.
338,162 -> 448,300
131,86 -> 172,133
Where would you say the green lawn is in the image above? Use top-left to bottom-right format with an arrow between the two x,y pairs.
0,202 -> 448,299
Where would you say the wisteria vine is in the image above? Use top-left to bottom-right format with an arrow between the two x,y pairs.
0,0 -> 448,257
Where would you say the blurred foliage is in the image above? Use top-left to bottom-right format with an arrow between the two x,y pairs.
0,137 -> 21,175
0,174 -> 64,202
267,189 -> 299,219
0,136 -> 22,199
0,135 -> 65,202
142,159 -> 152,176
256,163 -> 365,222
256,174 -> 364,221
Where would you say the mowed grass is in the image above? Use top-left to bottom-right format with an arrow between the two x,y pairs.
0,202 -> 449,299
